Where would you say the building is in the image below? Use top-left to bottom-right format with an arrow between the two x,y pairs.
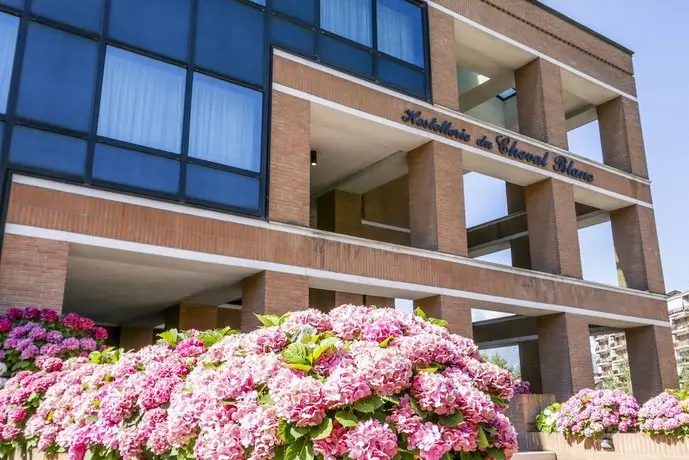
669,291 -> 689,383
0,0 -> 676,402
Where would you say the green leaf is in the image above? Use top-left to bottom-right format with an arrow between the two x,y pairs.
278,420 -> 293,443
439,411 -> 464,427
285,438 -> 314,460
335,411 -> 359,427
282,343 -> 310,365
311,417 -> 333,440
413,307 -> 428,320
158,329 -> 179,347
285,363 -> 313,372
379,336 -> 393,348
477,426 -> 489,449
417,367 -> 439,373
257,391 -> 274,406
85,415 -> 98,423
313,337 -> 340,361
256,314 -> 281,327
487,448 -> 506,460
381,395 -> 401,405
290,426 -> 312,440
353,395 -> 385,413
429,318 -> 448,328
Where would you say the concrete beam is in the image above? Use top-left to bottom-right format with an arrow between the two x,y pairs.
459,72 -> 515,112
318,151 -> 408,198
566,104 -> 597,131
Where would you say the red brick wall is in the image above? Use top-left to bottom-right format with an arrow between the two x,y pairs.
242,271 -> 309,332
429,6 -> 459,110
598,97 -> 649,179
0,234 -> 68,312
362,176 -> 410,230
626,325 -> 678,403
415,295 -> 473,337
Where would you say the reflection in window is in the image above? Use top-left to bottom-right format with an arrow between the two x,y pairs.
377,0 -> 424,66
190,73 -> 262,172
0,13 -> 18,114
321,0 -> 372,46
9,126 -> 86,176
31,0 -> 104,33
98,47 -> 185,153
186,165 -> 260,210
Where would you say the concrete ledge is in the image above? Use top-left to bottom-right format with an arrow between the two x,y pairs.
524,432 -> 689,460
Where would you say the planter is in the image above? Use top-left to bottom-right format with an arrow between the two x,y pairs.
523,432 -> 689,460
506,394 -> 556,448
7,450 -> 66,460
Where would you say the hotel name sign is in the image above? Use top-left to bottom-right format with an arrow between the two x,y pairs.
401,109 -> 595,183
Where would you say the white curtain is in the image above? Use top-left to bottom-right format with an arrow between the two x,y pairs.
0,13 -> 19,114
377,0 -> 421,66
189,73 -> 262,172
321,0 -> 372,46
98,47 -> 185,153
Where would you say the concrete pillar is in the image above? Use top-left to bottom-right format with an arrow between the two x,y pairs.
519,340 -> 543,393
610,205 -> 665,293
241,271 -> 309,332
217,307 -> 242,330
415,295 -> 473,338
525,179 -> 582,278
428,6 -> 459,111
408,141 -> 467,256
538,314 -> 594,401
165,303 -> 218,331
626,325 -> 679,403
515,58 -> 568,150
597,97 -> 649,178
316,190 -> 362,237
364,296 -> 395,309
309,289 -> 364,312
0,234 -> 69,311
269,90 -> 311,226
506,183 -> 532,269
119,326 -> 154,351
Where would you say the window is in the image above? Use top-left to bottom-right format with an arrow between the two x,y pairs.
109,0 -> 190,60
98,47 -> 185,153
0,0 -> 22,9
92,144 -> 179,194
320,35 -> 373,77
9,126 -> 86,176
274,0 -> 315,24
196,0 -> 265,87
377,0 -> 424,66
272,17 -> 315,56
321,0 -> 372,46
17,23 -> 98,131
186,165 -> 260,210
378,56 -> 425,96
190,73 -> 263,172
0,13 -> 18,114
31,0 -> 104,33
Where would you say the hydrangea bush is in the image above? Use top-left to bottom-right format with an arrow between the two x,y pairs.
0,307 -> 108,377
0,306 -> 519,460
639,390 -> 689,438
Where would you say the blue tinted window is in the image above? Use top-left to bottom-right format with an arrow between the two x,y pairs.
320,35 -> 373,77
93,144 -> 179,194
378,57 -> 425,97
98,47 -> 185,153
274,0 -> 314,24
377,0 -> 424,66
196,0 -> 264,87
0,13 -> 19,114
272,17 -> 314,57
321,0 -> 371,46
0,122 -> 3,148
109,0 -> 190,60
190,73 -> 262,172
186,165 -> 260,210
9,126 -> 86,176
32,0 -> 104,32
0,0 -> 22,9
17,24 -> 98,131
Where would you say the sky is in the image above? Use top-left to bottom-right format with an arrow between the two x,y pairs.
398,1 -> 689,364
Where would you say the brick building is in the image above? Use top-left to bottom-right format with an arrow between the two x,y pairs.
0,0 -> 676,402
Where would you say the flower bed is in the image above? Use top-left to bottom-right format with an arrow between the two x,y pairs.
639,390 -> 689,437
0,306 -> 519,460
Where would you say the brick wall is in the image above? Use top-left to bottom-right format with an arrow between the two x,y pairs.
0,234 -> 69,312
242,271 -> 309,332
428,5 -> 459,110
362,176 -> 410,229
598,97 -> 649,179
626,325 -> 678,403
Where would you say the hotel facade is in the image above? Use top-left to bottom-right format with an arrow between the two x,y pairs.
0,0 -> 676,402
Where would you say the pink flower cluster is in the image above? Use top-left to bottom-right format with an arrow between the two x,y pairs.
0,305 -> 520,460
639,391 -> 689,437
555,389 -> 639,438
0,307 -> 108,377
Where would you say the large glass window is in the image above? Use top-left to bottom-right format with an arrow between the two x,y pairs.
0,13 -> 18,114
109,0 -> 190,61
17,23 -> 98,131
9,126 -> 86,176
320,0 -> 372,46
377,0 -> 424,66
31,0 -> 104,33
98,47 -> 185,153
92,144 -> 179,194
190,73 -> 262,172
186,165 -> 260,210
0,0 -> 22,9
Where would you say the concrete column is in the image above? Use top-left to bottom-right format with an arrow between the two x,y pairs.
519,340 -> 543,394
515,58 -> 568,150
364,296 -> 395,309
309,289 -> 364,312
506,183 -> 532,269
316,190 -> 362,237
428,6 -> 459,111
408,141 -> 467,256
597,97 -> 649,178
165,303 -> 218,331
626,325 -> 678,403
525,179 -> 582,278
538,314 -> 594,401
119,326 -> 154,351
217,307 -> 242,330
0,234 -> 69,311
610,205 -> 665,293
242,271 -> 309,332
415,295 -> 473,338
269,90 -> 311,226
